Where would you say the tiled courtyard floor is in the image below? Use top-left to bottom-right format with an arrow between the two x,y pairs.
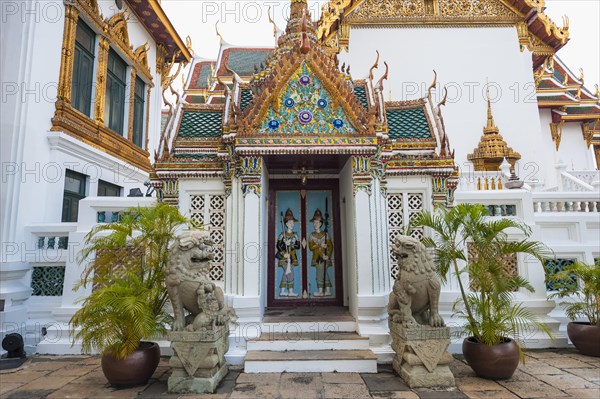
1,348 -> 598,399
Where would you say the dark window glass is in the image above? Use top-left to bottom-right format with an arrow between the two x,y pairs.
62,170 -> 86,222
105,49 -> 127,135
71,20 -> 95,116
133,76 -> 145,148
98,180 -> 121,197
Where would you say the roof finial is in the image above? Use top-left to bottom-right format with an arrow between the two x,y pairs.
215,21 -> 223,45
268,7 -> 277,39
369,50 -> 379,82
484,83 -> 498,134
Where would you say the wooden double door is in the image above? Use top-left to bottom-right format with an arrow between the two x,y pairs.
267,180 -> 343,307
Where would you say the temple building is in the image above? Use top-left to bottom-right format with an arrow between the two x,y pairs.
2,0 -> 599,372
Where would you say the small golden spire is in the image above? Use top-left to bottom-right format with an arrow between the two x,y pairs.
484,86 -> 498,134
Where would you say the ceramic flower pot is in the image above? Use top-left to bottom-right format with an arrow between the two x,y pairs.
101,341 -> 160,387
462,336 -> 520,380
567,322 -> 600,357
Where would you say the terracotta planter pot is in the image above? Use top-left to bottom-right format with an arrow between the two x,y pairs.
462,336 -> 520,380
567,322 -> 600,357
101,341 -> 160,387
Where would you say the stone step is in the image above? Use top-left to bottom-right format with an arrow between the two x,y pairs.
247,331 -> 369,351
244,349 -> 378,373
262,319 -> 357,333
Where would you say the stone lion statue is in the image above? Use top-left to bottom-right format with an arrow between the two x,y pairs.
388,235 -> 445,327
166,230 -> 236,332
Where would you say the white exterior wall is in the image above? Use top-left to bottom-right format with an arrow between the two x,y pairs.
340,26 -> 555,186
1,1 -> 170,349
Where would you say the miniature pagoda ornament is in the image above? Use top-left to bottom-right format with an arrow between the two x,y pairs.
166,230 -> 236,394
388,235 -> 455,388
467,90 -> 521,171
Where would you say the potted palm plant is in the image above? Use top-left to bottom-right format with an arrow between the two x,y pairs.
411,203 -> 553,380
548,260 -> 600,357
70,202 -> 187,386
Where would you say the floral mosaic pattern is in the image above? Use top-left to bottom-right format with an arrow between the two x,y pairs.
259,63 -> 356,135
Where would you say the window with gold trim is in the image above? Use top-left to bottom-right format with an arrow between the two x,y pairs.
52,1 -> 154,172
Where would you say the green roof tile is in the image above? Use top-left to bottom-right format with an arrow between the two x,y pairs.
240,89 -> 253,112
178,111 -> 222,138
195,63 -> 213,89
354,85 -> 369,110
386,108 -> 432,139
227,50 -> 271,76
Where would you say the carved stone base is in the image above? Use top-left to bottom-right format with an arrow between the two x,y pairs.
167,327 -> 230,393
389,322 -> 455,388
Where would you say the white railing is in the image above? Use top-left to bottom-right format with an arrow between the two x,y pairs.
565,170 -> 600,188
532,192 -> 600,213
458,171 -> 507,191
24,223 -> 78,263
560,171 -> 595,192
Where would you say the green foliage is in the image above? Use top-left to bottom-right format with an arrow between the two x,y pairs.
548,260 -> 600,327
410,203 -> 553,354
70,202 -> 187,359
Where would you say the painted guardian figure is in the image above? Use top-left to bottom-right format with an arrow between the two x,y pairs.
275,208 -> 301,297
308,209 -> 334,297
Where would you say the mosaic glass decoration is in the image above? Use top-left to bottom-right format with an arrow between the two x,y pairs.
299,75 -> 311,86
544,259 -> 577,291
268,120 -> 280,129
259,63 -> 356,135
298,110 -> 313,124
31,266 -> 66,296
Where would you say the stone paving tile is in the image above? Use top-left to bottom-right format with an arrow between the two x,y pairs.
496,381 -> 569,398
92,386 -> 146,399
214,375 -> 237,394
45,383 -> 104,399
2,388 -> 57,399
138,380 -> 180,399
518,362 -> 563,375
280,372 -> 324,391
524,351 -> 564,360
0,382 -> 25,397
371,391 -> 420,398
25,361 -> 76,372
361,371 -> 410,392
563,388 -> 600,398
461,389 -> 520,399
0,369 -> 49,383
229,382 -> 280,399
48,364 -> 99,377
236,372 -> 282,384
449,359 -> 477,378
323,382 -> 372,398
70,369 -> 110,385
182,394 -> 231,399
322,372 -> 364,384
564,367 -> 600,383
281,388 -> 321,399
414,389 -> 468,399
541,357 -> 593,369
455,376 -> 506,391
17,374 -> 80,390
535,373 -> 599,390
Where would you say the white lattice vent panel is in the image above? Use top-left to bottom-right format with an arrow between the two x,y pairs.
387,192 -> 424,279
189,194 -> 225,281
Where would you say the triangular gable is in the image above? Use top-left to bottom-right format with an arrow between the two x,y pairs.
258,63 -> 357,135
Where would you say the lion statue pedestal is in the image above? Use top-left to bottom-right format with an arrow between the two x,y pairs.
388,235 -> 455,388
166,230 -> 236,394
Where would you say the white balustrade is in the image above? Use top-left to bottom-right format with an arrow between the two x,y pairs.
532,192 -> 600,213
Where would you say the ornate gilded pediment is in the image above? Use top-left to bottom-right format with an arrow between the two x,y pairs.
345,0 -> 520,23
257,63 -> 357,135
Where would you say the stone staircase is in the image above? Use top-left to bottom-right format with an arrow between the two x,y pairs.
244,307 -> 378,373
